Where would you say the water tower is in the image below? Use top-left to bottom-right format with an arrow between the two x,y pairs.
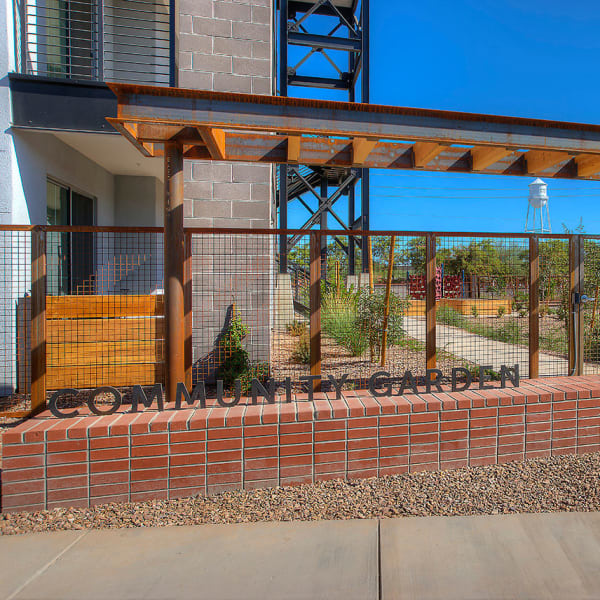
525,178 -> 551,233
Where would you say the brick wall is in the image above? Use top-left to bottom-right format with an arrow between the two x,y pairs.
2,376 -> 600,512
177,0 -> 275,378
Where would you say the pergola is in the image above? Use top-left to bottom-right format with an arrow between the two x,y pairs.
107,82 -> 600,400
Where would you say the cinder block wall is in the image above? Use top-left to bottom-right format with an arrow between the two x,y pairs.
178,0 -> 275,381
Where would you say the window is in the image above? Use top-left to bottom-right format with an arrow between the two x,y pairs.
47,179 -> 95,295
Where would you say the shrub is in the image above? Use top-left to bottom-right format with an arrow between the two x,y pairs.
496,305 -> 506,318
291,332 -> 311,364
321,290 -> 369,356
470,305 -> 479,318
286,320 -> 307,337
518,309 -> 527,318
354,288 -> 408,357
218,313 -> 269,393
539,303 -> 549,317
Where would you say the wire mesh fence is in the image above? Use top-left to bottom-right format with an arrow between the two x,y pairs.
1,226 -> 598,417
538,237 -> 570,376
435,235 -> 530,378
0,230 -> 32,415
584,236 -> 600,374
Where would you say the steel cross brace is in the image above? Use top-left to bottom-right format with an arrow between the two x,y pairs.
287,169 -> 358,250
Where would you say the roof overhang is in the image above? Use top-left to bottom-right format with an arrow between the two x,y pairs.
107,82 -> 600,180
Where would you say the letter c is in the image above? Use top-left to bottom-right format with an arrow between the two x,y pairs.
49,388 -> 80,419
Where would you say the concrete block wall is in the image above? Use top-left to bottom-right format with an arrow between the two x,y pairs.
178,0 -> 275,379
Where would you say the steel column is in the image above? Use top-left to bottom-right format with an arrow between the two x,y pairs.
279,0 -> 288,96
164,141 -> 185,402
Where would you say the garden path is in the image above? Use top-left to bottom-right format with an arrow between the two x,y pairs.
403,316 -> 599,376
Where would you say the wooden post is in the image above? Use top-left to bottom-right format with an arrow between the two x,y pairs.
368,236 -> 374,293
31,228 -> 46,414
184,231 -> 192,390
164,142 -> 185,403
310,233 -> 321,391
529,236 -> 540,379
425,234 -> 437,371
380,235 -> 396,367
568,235 -> 584,376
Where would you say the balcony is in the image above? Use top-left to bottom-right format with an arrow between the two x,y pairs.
14,0 -> 173,86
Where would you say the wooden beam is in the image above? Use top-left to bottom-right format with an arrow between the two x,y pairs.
471,146 -> 511,171
425,234 -> 436,371
309,233 -> 321,391
31,228 -> 46,414
164,142 -> 185,403
413,142 -> 445,167
525,150 -> 570,174
287,135 -> 301,163
529,236 -> 539,379
575,154 -> 600,177
197,126 -> 227,160
352,137 -> 377,166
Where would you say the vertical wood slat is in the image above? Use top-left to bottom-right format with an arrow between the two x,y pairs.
425,233 -> 437,371
309,232 -> 321,390
529,235 -> 540,379
380,235 -> 396,367
184,231 -> 192,390
568,235 -> 584,376
31,228 -> 46,413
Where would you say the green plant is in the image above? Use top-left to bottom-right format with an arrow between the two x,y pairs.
291,332 -> 311,364
286,320 -> 307,337
471,305 -> 479,318
354,288 -> 408,358
218,313 -> 269,393
321,290 -> 369,356
518,309 -> 527,318
539,303 -> 549,317
496,305 -> 506,318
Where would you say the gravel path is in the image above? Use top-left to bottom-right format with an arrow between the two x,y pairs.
2,453 -> 600,536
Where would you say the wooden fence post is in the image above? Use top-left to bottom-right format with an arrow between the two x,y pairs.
568,235 -> 584,376
425,233 -> 436,371
310,232 -> 321,391
184,231 -> 192,390
164,142 -> 185,403
31,228 -> 46,414
529,235 -> 540,379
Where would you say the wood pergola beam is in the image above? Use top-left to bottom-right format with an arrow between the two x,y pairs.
413,142 -> 445,167
525,150 -> 570,174
575,154 -> 600,177
287,135 -> 301,163
471,146 -> 512,171
197,126 -> 227,160
351,137 -> 377,166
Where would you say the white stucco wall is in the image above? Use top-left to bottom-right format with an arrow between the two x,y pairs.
11,130 -> 115,225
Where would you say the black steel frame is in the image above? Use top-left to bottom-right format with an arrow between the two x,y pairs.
277,0 -> 370,275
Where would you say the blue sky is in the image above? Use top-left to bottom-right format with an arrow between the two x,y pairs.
285,0 -> 600,233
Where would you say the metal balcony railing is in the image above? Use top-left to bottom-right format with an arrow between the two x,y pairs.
14,0 -> 173,85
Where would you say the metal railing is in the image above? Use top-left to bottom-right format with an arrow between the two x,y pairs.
0,226 -> 598,420
15,0 -> 173,85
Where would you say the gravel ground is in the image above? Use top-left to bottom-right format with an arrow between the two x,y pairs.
2,453 -> 600,536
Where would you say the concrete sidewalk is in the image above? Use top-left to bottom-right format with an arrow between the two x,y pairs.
2,513 -> 600,599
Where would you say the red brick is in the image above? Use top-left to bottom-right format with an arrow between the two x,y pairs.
47,475 -> 88,490
170,430 -> 206,443
2,443 -> 45,458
